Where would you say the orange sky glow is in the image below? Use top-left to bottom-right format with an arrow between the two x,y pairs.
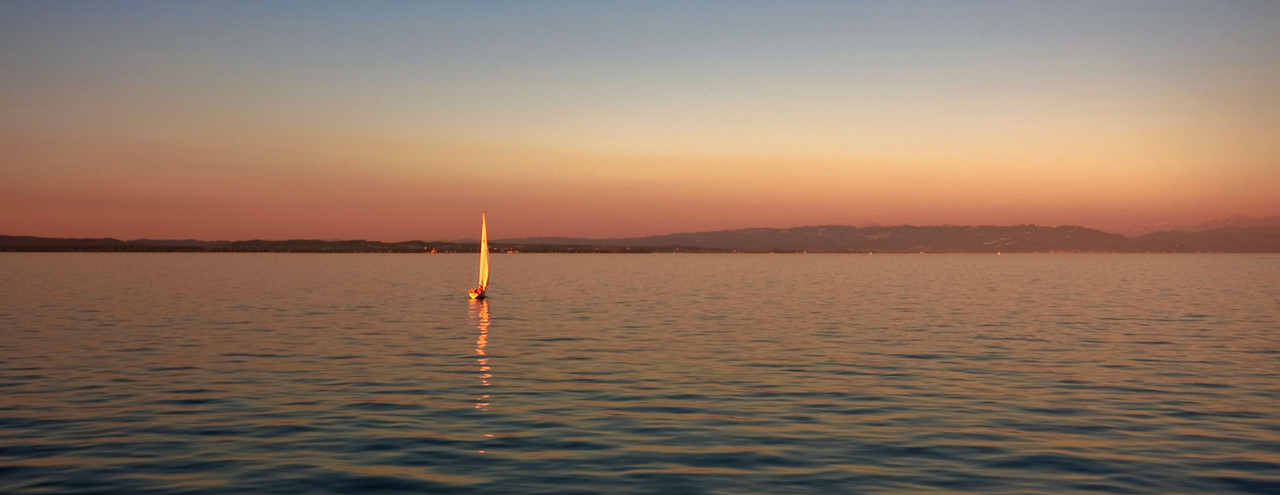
2,2 -> 1277,240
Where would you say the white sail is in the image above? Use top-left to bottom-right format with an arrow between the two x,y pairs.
478,213 -> 489,290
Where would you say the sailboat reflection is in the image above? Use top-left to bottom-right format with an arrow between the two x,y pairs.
470,300 -> 494,453
471,299 -> 491,411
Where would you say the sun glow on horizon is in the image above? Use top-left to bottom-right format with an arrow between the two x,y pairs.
2,2 -> 1277,240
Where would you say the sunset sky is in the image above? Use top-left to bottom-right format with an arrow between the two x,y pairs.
2,1 -> 1278,240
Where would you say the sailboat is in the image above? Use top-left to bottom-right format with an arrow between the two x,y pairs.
468,213 -> 489,300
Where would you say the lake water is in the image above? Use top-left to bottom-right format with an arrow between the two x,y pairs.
1,253 -> 1278,494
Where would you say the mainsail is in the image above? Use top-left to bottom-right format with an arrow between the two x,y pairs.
477,213 -> 489,291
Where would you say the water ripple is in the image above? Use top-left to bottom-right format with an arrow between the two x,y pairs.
0,253 -> 1277,494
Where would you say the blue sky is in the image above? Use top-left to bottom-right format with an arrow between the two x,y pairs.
2,1 -> 1278,239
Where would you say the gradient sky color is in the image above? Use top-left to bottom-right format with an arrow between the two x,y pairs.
2,1 -> 1278,240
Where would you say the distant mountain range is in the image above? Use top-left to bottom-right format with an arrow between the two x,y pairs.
1115,215 -> 1280,236
5,223 -> 1280,253
502,224 -> 1280,253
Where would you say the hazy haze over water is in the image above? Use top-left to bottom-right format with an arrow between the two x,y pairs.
1,253 -> 1278,494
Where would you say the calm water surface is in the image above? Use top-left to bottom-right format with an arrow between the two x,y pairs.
1,253 -> 1278,494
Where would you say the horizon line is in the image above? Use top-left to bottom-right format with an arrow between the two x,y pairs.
6,219 -> 1280,244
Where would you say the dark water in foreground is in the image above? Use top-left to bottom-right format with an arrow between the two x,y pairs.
1,253 -> 1278,494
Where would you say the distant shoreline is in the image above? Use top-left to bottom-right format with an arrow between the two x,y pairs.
2,250 -> 1273,255
5,224 -> 1280,253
